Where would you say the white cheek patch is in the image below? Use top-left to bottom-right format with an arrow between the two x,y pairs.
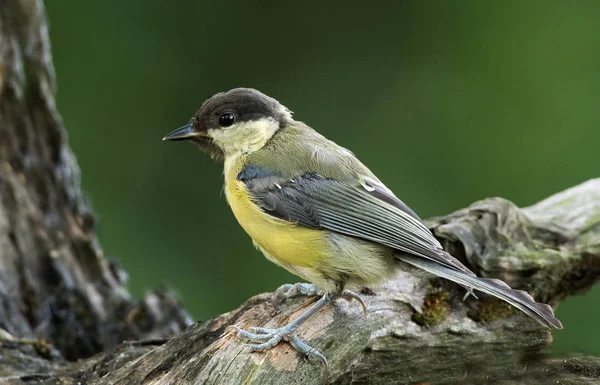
208,118 -> 280,157
208,118 -> 279,156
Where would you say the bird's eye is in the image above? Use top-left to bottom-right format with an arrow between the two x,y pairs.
218,113 -> 235,127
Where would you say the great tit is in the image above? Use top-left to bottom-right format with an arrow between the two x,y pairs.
163,88 -> 562,370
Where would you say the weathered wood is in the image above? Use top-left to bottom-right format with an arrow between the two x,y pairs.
1,1 -> 600,384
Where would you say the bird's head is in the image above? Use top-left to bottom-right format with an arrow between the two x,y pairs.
163,88 -> 292,160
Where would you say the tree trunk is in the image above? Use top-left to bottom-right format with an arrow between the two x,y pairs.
1,1 -> 599,384
0,0 -> 190,368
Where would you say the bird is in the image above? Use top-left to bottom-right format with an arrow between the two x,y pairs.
163,87 -> 562,370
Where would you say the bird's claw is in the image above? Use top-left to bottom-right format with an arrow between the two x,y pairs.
341,289 -> 368,317
234,325 -> 329,372
288,335 -> 329,373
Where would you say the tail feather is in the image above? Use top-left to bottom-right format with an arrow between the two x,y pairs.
398,254 -> 563,329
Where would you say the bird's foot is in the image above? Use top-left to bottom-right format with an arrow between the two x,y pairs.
274,282 -> 322,299
274,283 -> 367,316
233,289 -> 367,373
233,325 -> 329,371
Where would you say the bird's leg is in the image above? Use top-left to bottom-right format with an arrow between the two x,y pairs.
234,292 -> 334,371
234,287 -> 368,372
274,283 -> 367,315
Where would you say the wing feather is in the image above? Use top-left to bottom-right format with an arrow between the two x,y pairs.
241,169 -> 475,276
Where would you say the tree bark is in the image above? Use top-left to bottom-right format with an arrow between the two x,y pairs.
1,1 -> 599,384
0,0 -> 190,369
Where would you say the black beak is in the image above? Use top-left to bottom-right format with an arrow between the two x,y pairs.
163,123 -> 199,141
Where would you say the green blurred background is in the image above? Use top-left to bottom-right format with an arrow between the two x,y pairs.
46,1 -> 599,355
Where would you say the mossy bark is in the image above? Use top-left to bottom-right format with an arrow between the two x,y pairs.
1,1 -> 600,384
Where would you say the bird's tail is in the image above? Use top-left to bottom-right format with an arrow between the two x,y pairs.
397,253 -> 563,329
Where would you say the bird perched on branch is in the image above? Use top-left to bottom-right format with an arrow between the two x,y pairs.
163,88 -> 562,371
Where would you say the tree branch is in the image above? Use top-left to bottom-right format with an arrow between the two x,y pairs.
76,179 -> 600,385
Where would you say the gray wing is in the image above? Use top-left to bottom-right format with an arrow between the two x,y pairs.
238,166 -> 476,276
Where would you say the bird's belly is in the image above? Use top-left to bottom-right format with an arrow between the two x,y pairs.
225,180 -> 328,270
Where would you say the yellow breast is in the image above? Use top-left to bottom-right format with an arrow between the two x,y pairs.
223,158 -> 327,270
